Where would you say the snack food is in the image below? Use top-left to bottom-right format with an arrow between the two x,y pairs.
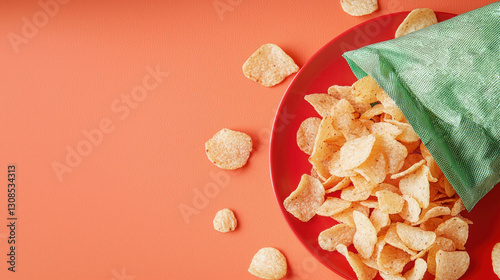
248,247 -> 287,279
205,128 -> 253,170
242,43 -> 299,87
213,208 -> 237,233
493,243 -> 500,278
340,0 -> 378,17
395,8 -> 438,38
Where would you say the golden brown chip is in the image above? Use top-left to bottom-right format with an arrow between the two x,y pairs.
434,217 -> 468,250
370,208 -> 390,233
318,223 -> 356,251
435,250 -> 469,280
375,133 -> 408,174
310,116 -> 345,179
331,99 -> 370,141
376,190 -> 405,214
395,8 -> 438,38
352,76 -> 382,104
340,0 -> 378,16
377,244 -> 411,275
360,199 -> 379,209
379,272 -> 405,280
328,85 -> 371,114
325,176 -> 351,193
248,247 -> 287,279
368,122 -> 402,138
242,43 -> 299,87
353,210 -> 378,259
419,217 -> 444,232
332,203 -> 369,227
493,243 -> 500,278
304,94 -> 339,117
390,159 -> 425,180
427,237 -> 455,275
336,244 -> 378,280
283,174 -> 325,222
354,152 -> 387,184
385,119 -> 419,143
399,195 -> 421,223
297,117 -> 322,155
213,208 -> 237,233
415,204 -> 451,225
316,197 -> 351,216
384,225 -> 417,256
396,223 -> 436,251
339,134 -> 376,170
341,186 -> 372,202
399,164 -> 431,209
403,258 -> 427,280
205,128 -> 253,170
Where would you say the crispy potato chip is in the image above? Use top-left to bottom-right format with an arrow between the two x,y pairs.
310,116 -> 345,179
205,128 -> 253,170
401,140 -> 421,154
316,197 -> 351,216
352,76 -> 382,104
395,8 -> 438,38
384,225 -> 417,256
434,217 -> 468,250
328,85 -> 371,114
353,210 -> 378,259
390,159 -> 425,180
248,247 -> 287,280
283,174 -> 325,222
379,272 -> 405,280
385,119 -> 420,143
414,204 -> 451,225
242,43 -> 298,87
304,94 -> 339,117
322,175 -> 341,189
399,164 -> 431,209
375,133 -> 408,174
336,244 -> 378,280
403,258 -> 427,280
332,203 -> 369,227
355,152 -> 387,183
419,217 -> 443,232
360,104 -> 385,120
318,223 -> 356,251
435,250 -> 469,280
340,0 -> 378,16
437,175 -> 456,197
325,176 -> 351,193
370,208 -> 390,233
339,134 -> 376,170
420,143 -> 443,179
492,243 -> 500,278
368,122 -> 402,138
377,244 -> 411,275
297,117 -> 322,155
329,151 -> 358,178
376,190 -> 405,214
360,199 -> 379,209
331,99 -> 370,141
400,195 -> 421,223
341,186 -> 372,202
396,223 -> 436,251
372,183 -> 401,195
213,208 -> 237,233
376,91 -> 406,122
427,237 -> 455,275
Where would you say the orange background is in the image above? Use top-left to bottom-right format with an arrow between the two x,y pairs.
0,0 -> 497,279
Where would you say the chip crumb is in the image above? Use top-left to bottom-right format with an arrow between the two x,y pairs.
205,128 -> 252,170
213,208 -> 237,233
248,247 -> 287,279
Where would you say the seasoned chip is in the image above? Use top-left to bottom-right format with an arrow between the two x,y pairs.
336,244 -> 378,280
213,208 -> 237,233
310,116 -> 345,180
360,104 -> 385,120
352,76 -> 382,104
354,152 -> 387,184
376,91 -> 406,122
316,197 -> 351,216
385,119 -> 420,143
328,85 -> 371,114
332,203 -> 369,227
283,174 -> 325,222
420,143 -> 443,179
399,195 -> 421,223
435,250 -> 469,280
434,217 -> 468,250
205,128 -> 253,170
375,133 -> 408,174
248,247 -> 287,279
318,223 -> 356,251
390,159 -> 425,180
340,0 -> 378,16
304,94 -> 339,117
427,237 -> 455,275
415,204 -> 451,225
384,225 -> 417,256
331,99 -> 370,141
399,165 -> 431,208
325,176 -> 351,193
396,223 -> 436,251
242,43 -> 298,87
360,199 -> 379,209
339,134 -> 376,170
370,208 -> 390,233
376,190 -> 405,214
341,186 -> 372,202
297,117 -> 322,155
379,272 -> 405,280
368,122 -> 402,138
493,243 -> 500,278
395,8 -> 438,38
353,210 -> 378,259
403,258 -> 427,280
377,244 -> 411,275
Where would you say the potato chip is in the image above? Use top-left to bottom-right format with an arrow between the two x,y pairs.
415,204 -> 451,225
403,258 -> 427,280
359,199 -> 379,209
384,225 -> 417,256
437,175 -> 457,197
341,186 -> 372,202
248,247 -> 287,280
435,250 -> 469,280
360,104 -> 385,120
372,183 -> 401,195
331,99 -> 370,141
332,203 -> 369,227
420,143 -> 443,179
427,237 -> 455,275
297,117 -> 322,155
419,217 -> 443,232
399,195 -> 421,223
328,85 -> 371,114
242,43 -> 298,87
336,244 -> 378,280
395,8 -> 438,38
401,140 -> 421,154
283,174 -> 325,222
368,122 -> 402,138
213,208 -> 237,233
329,151 -> 358,178
205,128 -> 253,170
370,208 -> 390,233
492,243 -> 500,278
375,133 -> 408,174
390,159 -> 425,180
340,0 -> 378,16
355,152 -> 387,183
310,116 -> 345,179
377,244 -> 411,275
385,119 -> 420,143
316,197 -> 351,216
352,76 -> 382,104
379,272 -> 405,280
304,94 -> 339,117
396,223 -> 436,251
353,210 -> 378,259
399,164 -> 431,209
325,177 -> 351,194
339,135 -> 376,170
434,217 -> 468,250
376,190 -> 404,214
318,223 -> 356,251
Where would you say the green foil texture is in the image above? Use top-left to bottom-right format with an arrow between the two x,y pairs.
343,3 -> 500,211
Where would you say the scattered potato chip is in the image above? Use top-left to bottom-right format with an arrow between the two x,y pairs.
434,217 -> 468,250
297,117 -> 322,155
353,210 -> 378,259
283,174 -> 325,222
316,197 -> 351,216
399,164 -> 431,208
376,190 -> 404,214
427,237 -> 455,275
331,99 -> 370,141
354,152 -> 387,184
435,250 -> 469,280
205,128 -> 253,170
304,94 -> 339,117
377,244 -> 411,275
395,8 -> 438,38
403,258 -> 427,280
310,116 -> 345,179
352,76 -> 382,104
248,247 -> 287,280
396,223 -> 436,251
493,243 -> 500,278
242,43 -> 299,87
385,119 -> 420,143
332,203 -> 369,227
375,133 -> 408,174
415,204 -> 451,225
336,244 -> 378,280
340,0 -> 378,16
213,208 -> 237,233
400,195 -> 421,223
318,223 -> 356,251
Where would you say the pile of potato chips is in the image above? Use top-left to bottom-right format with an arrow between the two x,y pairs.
284,76 -> 473,280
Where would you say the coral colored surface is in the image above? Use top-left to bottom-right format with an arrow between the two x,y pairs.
0,1 -> 497,279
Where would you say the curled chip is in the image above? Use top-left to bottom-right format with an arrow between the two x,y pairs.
376,190 -> 404,214
370,208 -> 390,233
353,210 -> 378,259
297,117 -> 322,155
248,247 -> 287,280
396,223 -> 436,251
427,237 -> 455,275
395,8 -> 438,38
434,217 -> 469,250
336,244 -> 378,280
318,223 -> 356,251
304,94 -> 339,117
213,208 -> 237,233
400,195 -> 421,223
399,165 -> 431,209
390,160 -> 425,180
352,76 -> 382,104
377,244 -> 411,275
340,0 -> 378,17
328,85 -> 371,113
403,258 -> 427,280
339,134 -> 376,170
242,43 -> 299,87
316,197 -> 351,216
205,128 -> 253,170
283,174 -> 325,222
435,250 -> 470,280
493,243 -> 500,278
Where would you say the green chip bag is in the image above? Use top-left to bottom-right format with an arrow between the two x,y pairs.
343,3 -> 500,211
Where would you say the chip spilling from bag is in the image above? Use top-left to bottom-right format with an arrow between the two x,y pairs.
205,128 -> 253,170
395,8 -> 438,38
248,247 -> 288,279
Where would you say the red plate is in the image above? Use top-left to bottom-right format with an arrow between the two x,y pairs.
270,11 -> 500,280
